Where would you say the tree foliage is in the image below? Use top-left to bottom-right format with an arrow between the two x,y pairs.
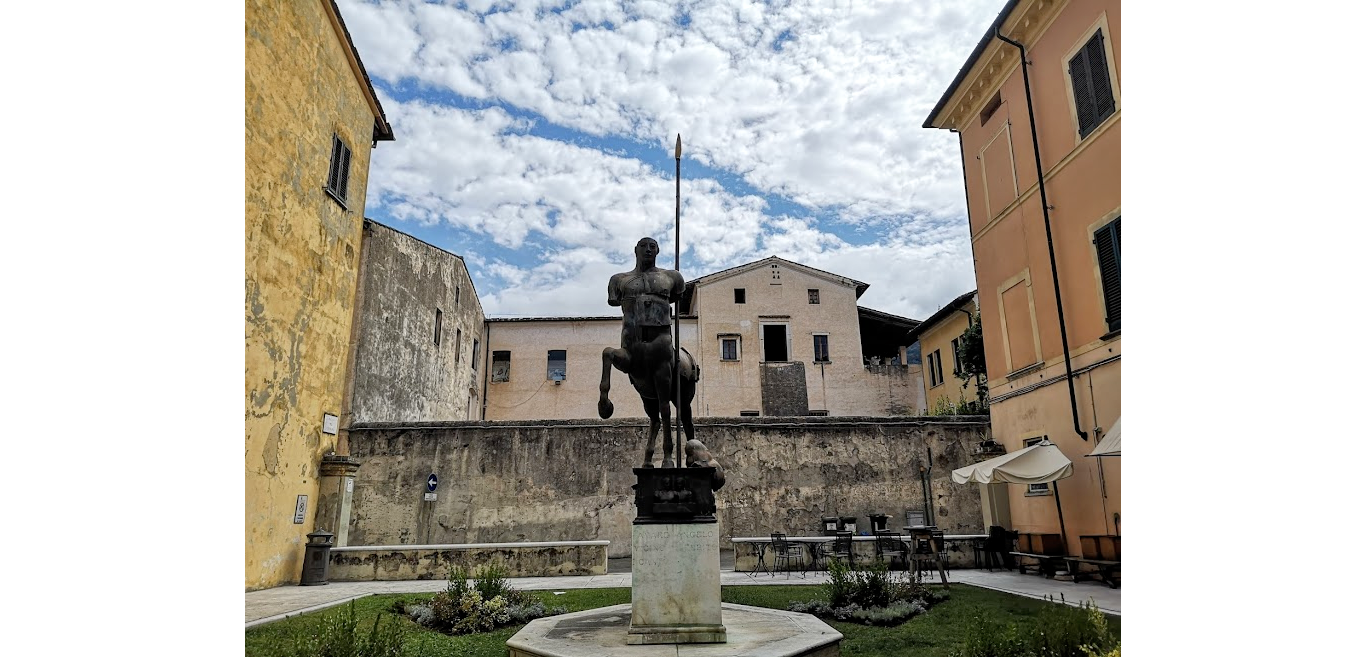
955,313 -> 988,408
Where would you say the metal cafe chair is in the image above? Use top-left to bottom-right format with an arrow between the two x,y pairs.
874,530 -> 910,571
770,532 -> 807,579
817,531 -> 854,570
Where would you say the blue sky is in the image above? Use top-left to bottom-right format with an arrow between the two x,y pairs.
341,0 -> 1004,319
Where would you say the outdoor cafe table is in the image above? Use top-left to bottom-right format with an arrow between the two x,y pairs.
730,534 -> 989,572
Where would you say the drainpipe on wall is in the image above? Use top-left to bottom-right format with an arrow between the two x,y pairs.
994,29 -> 1088,443
922,447 -> 935,528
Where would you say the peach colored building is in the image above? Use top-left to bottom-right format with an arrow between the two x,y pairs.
908,290 -> 980,414
924,0 -> 1120,555
483,257 -> 925,420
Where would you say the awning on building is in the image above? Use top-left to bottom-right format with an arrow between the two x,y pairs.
951,439 -> 1074,485
1087,417 -> 1121,457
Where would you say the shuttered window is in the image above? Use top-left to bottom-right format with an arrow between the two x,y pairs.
325,134 -> 352,206
1068,30 -> 1116,139
813,334 -> 830,363
1094,218 -> 1121,332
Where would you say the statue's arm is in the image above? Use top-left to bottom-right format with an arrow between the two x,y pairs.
607,275 -> 623,307
668,271 -> 685,303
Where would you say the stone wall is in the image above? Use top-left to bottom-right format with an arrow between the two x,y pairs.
350,220 -> 487,423
329,541 -> 608,581
346,416 -> 991,558
760,363 -> 808,416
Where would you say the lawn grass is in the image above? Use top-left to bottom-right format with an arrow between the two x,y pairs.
247,584 -> 1117,657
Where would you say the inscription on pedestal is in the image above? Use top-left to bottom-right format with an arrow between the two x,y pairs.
628,522 -> 726,644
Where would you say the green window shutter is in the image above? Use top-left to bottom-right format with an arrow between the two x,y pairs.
1070,30 -> 1115,138
1086,32 -> 1116,123
337,143 -> 351,202
1093,218 -> 1121,332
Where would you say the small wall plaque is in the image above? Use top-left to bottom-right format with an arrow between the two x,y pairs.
322,414 -> 339,435
293,495 -> 308,524
423,492 -> 437,502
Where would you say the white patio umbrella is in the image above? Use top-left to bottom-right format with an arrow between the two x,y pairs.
1087,417 -> 1120,457
1086,417 -> 1120,534
952,439 -> 1075,547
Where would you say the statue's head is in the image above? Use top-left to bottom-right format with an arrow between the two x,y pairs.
635,237 -> 660,265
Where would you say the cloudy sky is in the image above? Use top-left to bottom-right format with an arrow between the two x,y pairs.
341,0 -> 1002,319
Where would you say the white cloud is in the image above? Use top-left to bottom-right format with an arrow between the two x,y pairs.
340,0 -> 994,319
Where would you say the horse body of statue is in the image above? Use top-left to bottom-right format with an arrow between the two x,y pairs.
599,237 -> 701,468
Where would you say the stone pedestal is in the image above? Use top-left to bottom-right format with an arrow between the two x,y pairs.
627,522 -> 726,644
626,467 -> 726,645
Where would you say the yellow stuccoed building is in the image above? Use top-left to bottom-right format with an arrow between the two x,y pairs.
245,0 -> 393,590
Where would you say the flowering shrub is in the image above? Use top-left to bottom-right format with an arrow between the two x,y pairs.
790,559 -> 945,626
404,563 -> 566,635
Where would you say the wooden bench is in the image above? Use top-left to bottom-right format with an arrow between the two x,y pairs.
1009,551 -> 1068,578
1063,557 -> 1120,588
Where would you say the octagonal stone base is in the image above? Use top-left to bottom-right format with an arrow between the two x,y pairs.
506,603 -> 841,657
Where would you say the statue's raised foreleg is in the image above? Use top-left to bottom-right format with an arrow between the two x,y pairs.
599,347 -> 630,419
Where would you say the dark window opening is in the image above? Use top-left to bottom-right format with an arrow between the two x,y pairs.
547,349 -> 566,380
740,410 -> 760,417
720,338 -> 739,361
808,289 -> 820,304
762,324 -> 788,361
734,288 -> 746,303
492,351 -> 511,382
951,338 -> 961,375
928,349 -> 944,387
1023,437 -> 1051,494
434,309 -> 443,346
769,263 -> 781,284
979,90 -> 1003,126
471,338 -> 480,370
455,329 -> 462,363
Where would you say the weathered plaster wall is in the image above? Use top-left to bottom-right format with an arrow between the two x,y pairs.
346,417 -> 990,559
838,365 -> 927,417
692,262 -> 865,416
245,0 -> 381,590
350,221 -> 487,423
484,318 -> 703,421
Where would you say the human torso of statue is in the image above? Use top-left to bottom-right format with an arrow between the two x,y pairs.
610,267 -> 683,330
